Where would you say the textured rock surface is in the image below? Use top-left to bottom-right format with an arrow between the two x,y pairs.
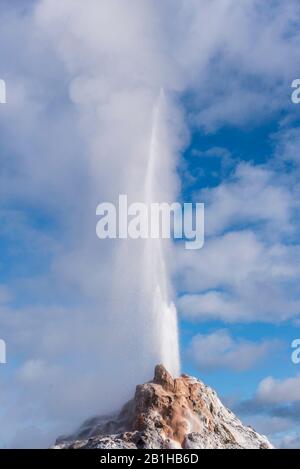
53,365 -> 273,449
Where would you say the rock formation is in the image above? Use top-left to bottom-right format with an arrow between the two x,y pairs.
53,365 -> 273,449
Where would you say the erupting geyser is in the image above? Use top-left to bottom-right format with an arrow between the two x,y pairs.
143,89 -> 180,377
108,89 -> 180,388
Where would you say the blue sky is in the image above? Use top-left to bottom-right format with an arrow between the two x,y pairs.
1,0 -> 300,449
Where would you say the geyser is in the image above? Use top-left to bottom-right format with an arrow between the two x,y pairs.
142,89 -> 180,377
108,89 -> 181,382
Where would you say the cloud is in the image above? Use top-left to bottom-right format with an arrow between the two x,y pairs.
246,415 -> 294,437
176,0 -> 300,131
0,285 -> 11,304
280,434 -> 300,449
209,368 -> 300,446
200,163 -> 296,238
234,412 -> 300,449
187,329 -> 279,372
178,288 -> 300,324
274,127 -> 300,165
174,157 -> 300,324
176,229 -> 300,323
232,373 -> 300,447
256,374 -> 300,404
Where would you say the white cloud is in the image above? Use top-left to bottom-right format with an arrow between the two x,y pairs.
177,230 -> 269,291
243,415 -> 293,439
176,229 -> 300,323
178,289 -> 300,324
0,285 -> 11,304
232,373 -> 300,447
256,374 -> 300,404
279,434 -> 300,449
174,160 -> 300,324
188,329 -> 278,372
274,127 -> 300,164
200,163 -> 295,238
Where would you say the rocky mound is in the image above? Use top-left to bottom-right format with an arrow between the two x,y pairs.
53,365 -> 273,449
